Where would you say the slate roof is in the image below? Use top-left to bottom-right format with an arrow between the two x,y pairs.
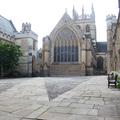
96,42 -> 107,52
0,15 -> 17,35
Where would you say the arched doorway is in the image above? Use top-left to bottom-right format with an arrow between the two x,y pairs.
97,56 -> 104,70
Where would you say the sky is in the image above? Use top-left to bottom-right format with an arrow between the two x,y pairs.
0,0 -> 119,48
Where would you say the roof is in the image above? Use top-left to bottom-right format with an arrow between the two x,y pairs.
60,12 -> 72,22
96,42 -> 107,52
49,11 -> 73,37
0,15 -> 17,35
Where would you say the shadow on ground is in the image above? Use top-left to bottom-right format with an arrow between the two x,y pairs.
45,77 -> 90,100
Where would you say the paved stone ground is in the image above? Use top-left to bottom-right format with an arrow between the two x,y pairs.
0,78 -> 22,93
0,76 -> 120,120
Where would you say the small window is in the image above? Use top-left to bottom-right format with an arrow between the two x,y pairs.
33,41 -> 36,50
29,52 -> 32,56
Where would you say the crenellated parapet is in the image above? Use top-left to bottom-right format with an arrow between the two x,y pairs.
72,4 -> 95,22
21,22 -> 31,33
106,15 -> 117,29
0,31 -> 15,42
79,14 -> 92,20
15,22 -> 38,40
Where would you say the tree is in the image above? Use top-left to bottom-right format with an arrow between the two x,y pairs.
0,42 -> 22,77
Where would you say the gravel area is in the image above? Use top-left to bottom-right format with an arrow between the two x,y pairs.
45,77 -> 91,100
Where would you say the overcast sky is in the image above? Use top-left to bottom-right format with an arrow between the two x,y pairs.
0,0 -> 119,48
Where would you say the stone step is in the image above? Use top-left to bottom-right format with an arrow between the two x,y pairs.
50,64 -> 83,76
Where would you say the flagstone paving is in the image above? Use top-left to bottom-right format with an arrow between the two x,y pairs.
0,76 -> 120,120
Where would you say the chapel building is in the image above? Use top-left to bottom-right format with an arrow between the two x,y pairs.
41,5 -> 107,76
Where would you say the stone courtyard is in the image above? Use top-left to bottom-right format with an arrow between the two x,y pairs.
0,76 -> 120,120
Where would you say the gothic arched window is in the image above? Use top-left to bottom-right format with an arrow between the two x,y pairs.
54,27 -> 79,63
86,24 -> 90,32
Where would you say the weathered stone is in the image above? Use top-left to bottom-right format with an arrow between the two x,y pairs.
38,112 -> 72,120
69,103 -> 93,109
98,105 -> 119,117
48,106 -> 72,114
87,109 -> 98,116
70,108 -> 90,115
27,105 -> 49,119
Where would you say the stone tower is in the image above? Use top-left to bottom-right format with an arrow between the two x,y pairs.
15,23 -> 38,76
106,15 -> 117,73
73,5 -> 96,43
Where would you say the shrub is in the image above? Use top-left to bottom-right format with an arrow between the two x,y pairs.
117,76 -> 120,88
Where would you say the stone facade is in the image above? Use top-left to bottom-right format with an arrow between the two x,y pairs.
106,15 -> 117,73
0,15 -> 38,77
106,0 -> 120,73
96,42 -> 107,74
41,5 -> 107,76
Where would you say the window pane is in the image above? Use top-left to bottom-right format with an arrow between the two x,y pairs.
54,45 -> 78,63
58,47 -> 60,62
75,46 -> 78,61
54,47 -> 56,62
68,46 -> 71,62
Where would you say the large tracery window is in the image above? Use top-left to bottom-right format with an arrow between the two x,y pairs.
54,27 -> 79,63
